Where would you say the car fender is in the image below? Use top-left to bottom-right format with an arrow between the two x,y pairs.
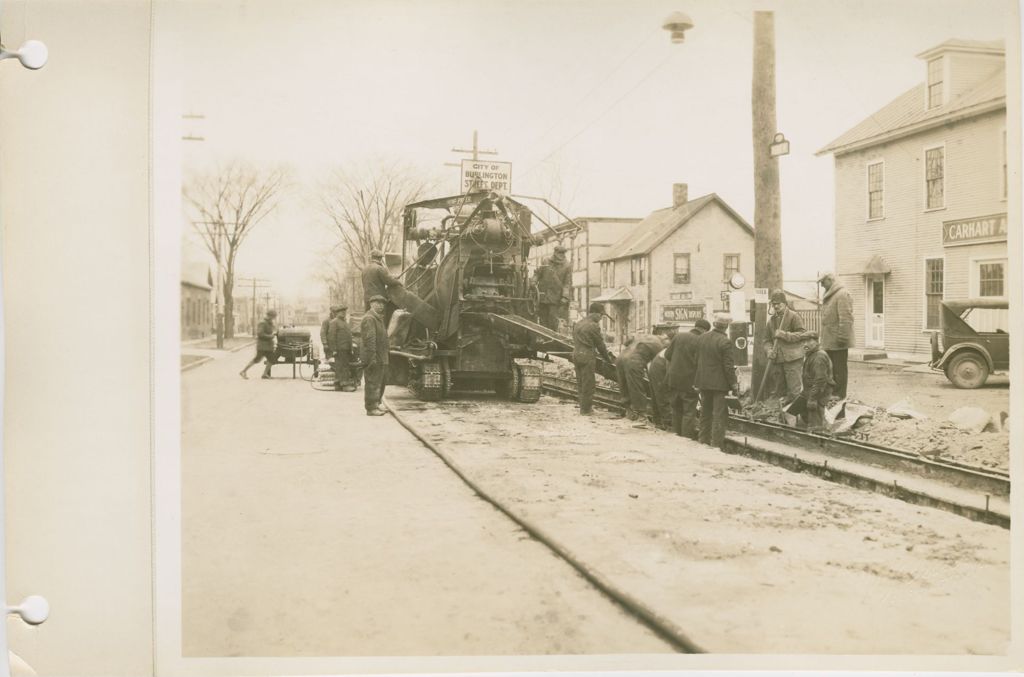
934,342 -> 994,371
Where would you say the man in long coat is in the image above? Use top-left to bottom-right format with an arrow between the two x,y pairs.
763,290 -> 806,404
537,245 -> 572,332
647,348 -> 672,430
360,295 -> 390,416
361,249 -> 402,328
694,312 -> 738,449
818,272 -> 854,399
320,305 -> 339,361
327,303 -> 356,391
665,318 -> 710,438
571,302 -> 613,415
240,309 -> 277,379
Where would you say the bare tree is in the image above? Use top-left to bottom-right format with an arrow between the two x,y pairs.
184,161 -> 290,338
316,161 -> 437,273
534,153 -> 582,221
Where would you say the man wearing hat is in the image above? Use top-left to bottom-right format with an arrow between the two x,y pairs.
665,318 -> 710,439
536,245 -> 572,332
327,303 -> 356,392
320,305 -> 340,362
240,308 -> 278,380
571,302 -> 614,415
762,289 -> 806,404
360,295 -> 390,415
616,339 -> 657,423
694,312 -> 739,449
361,248 -> 403,327
818,272 -> 854,399
801,331 -> 835,432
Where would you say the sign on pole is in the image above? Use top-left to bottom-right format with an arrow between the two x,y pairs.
753,287 -> 769,304
461,159 -> 512,193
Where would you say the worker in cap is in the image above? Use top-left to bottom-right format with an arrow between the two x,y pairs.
817,271 -> 854,399
665,317 -> 711,439
571,302 -> 614,415
536,244 -> 572,333
361,294 -> 390,415
320,305 -> 341,362
327,303 -> 356,391
240,308 -> 278,380
800,330 -> 835,432
361,248 -> 402,327
694,312 -> 738,449
762,288 -> 806,404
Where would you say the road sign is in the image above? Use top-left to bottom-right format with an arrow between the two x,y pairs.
753,287 -> 769,304
461,159 -> 512,193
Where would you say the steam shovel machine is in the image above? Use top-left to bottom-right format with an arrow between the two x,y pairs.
382,191 -> 617,402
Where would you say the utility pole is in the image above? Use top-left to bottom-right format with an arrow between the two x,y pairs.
237,277 -> 271,338
444,129 -> 499,191
750,11 -> 784,400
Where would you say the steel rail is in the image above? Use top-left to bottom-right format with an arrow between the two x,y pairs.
542,375 -> 1010,529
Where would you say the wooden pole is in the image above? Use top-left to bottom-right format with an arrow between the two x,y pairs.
751,11 -> 784,400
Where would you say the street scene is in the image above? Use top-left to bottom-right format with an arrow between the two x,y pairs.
176,0 -> 1015,665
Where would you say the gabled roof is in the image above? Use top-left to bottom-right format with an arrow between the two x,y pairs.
916,39 -> 1004,59
818,66 -> 1005,156
595,194 -> 752,262
181,262 -> 212,290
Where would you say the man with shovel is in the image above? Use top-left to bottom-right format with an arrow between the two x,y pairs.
761,290 -> 806,405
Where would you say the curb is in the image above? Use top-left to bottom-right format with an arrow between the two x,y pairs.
181,356 -> 213,373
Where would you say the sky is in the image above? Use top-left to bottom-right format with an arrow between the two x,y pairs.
170,0 -> 1018,301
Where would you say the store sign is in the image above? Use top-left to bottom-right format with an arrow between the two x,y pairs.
660,303 -> 705,322
670,291 -> 693,301
942,213 -> 1007,247
461,159 -> 512,192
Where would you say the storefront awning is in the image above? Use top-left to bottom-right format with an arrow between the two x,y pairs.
862,254 -> 891,275
592,287 -> 633,303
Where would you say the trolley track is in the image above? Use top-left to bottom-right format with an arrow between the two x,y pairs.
542,375 -> 1010,528
380,388 -> 1010,653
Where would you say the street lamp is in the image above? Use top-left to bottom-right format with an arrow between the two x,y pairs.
662,11 -> 694,43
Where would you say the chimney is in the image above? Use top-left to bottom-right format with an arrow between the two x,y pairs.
672,183 -> 688,208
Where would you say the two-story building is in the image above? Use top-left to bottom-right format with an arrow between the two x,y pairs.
818,39 -> 1008,358
594,184 -> 755,342
528,216 -> 641,322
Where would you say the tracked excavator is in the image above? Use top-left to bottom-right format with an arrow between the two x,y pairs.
380,191 -> 617,402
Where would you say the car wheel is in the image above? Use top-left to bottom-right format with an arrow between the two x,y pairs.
945,351 -> 989,389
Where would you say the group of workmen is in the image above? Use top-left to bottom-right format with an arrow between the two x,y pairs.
242,248 -> 398,417
570,271 -> 856,444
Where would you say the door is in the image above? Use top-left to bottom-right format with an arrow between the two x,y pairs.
866,278 -> 884,348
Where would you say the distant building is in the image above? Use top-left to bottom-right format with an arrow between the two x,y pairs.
528,216 -> 641,322
818,39 -> 1007,357
181,263 -> 213,340
594,184 -> 755,342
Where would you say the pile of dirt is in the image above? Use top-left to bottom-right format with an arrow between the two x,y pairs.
542,359 -> 618,388
845,408 -> 1009,472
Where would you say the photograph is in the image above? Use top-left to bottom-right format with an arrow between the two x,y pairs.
0,0 -> 1021,675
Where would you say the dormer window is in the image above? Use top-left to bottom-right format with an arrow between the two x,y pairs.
927,57 -> 944,109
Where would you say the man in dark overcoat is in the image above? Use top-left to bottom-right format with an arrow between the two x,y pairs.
360,295 -> 390,416
694,312 -> 738,449
327,303 -> 356,392
665,318 -> 710,438
320,305 -> 339,362
240,308 -> 277,379
647,348 -> 672,430
571,302 -> 613,415
361,249 -> 402,328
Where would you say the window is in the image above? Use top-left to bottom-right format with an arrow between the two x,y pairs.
673,253 -> 691,284
925,146 -> 944,209
723,254 -> 740,282
927,57 -> 943,109
924,258 -> 944,330
979,261 -> 1005,297
867,162 -> 884,219
638,300 -> 646,331
629,259 -> 636,285
638,257 -> 646,285
575,245 -> 585,271
600,262 -> 609,288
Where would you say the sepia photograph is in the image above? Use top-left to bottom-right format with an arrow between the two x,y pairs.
0,0 -> 1021,675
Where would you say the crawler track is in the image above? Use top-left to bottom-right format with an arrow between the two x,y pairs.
542,375 -> 1010,528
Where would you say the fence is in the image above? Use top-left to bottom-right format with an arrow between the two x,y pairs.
794,308 -> 821,334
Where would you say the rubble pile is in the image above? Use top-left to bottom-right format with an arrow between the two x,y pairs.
845,407 -> 1009,472
542,359 -> 618,388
